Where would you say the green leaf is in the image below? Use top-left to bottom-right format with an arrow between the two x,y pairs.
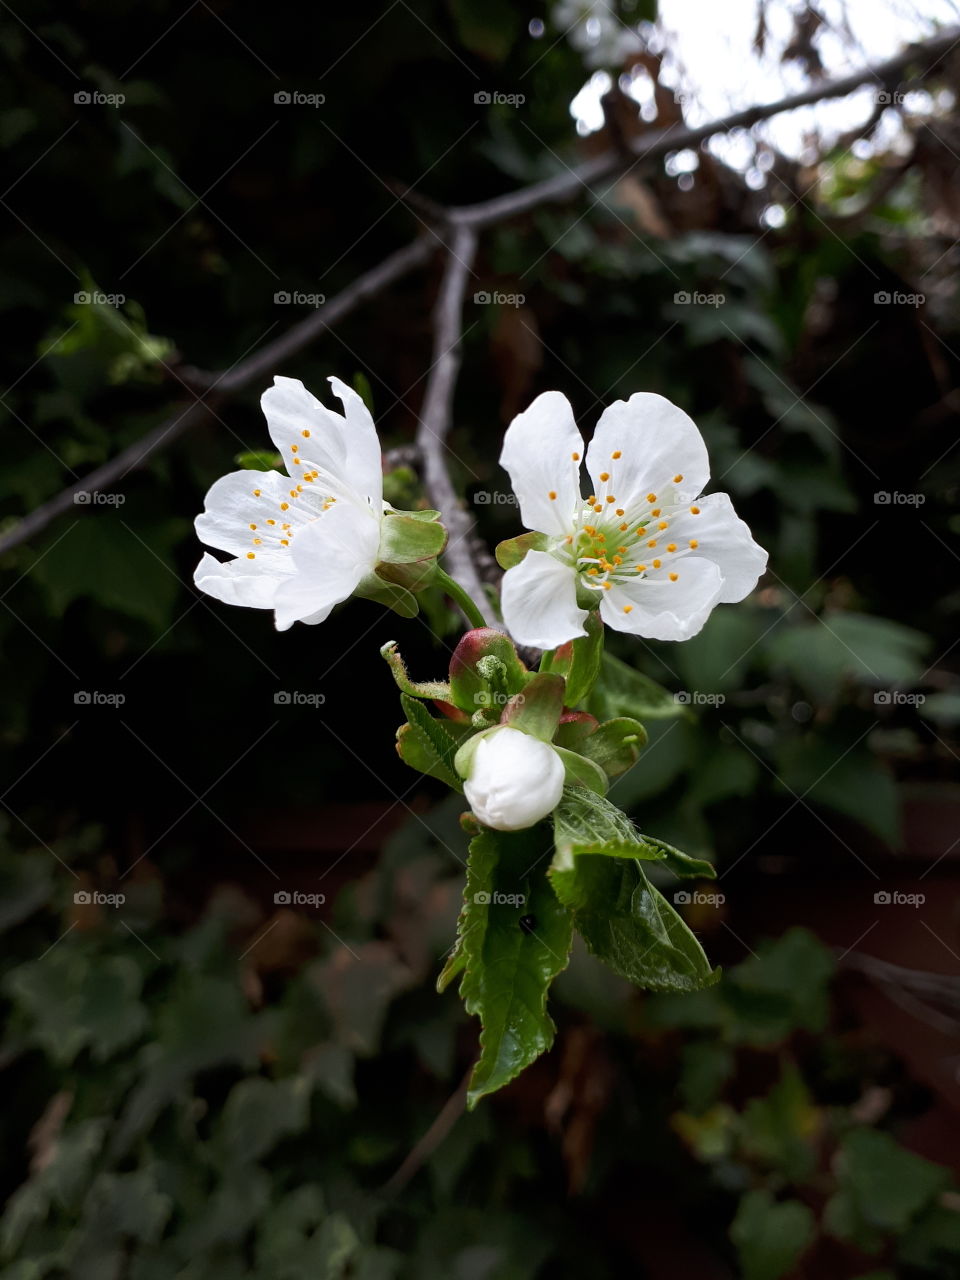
234,449 -> 282,471
552,785 -> 645,855
455,828 -> 574,1107
766,611 -> 929,702
638,833 -> 716,879
739,1061 -> 819,1181
396,694 -> 463,791
550,851 -> 718,992
216,1077 -> 312,1165
587,652 -> 687,722
494,530 -> 549,570
834,1128 -> 951,1234
540,610 -> 604,706
378,512 -> 446,564
730,1189 -> 815,1280
578,716 -> 647,777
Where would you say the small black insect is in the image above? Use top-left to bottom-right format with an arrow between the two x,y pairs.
519,914 -> 536,934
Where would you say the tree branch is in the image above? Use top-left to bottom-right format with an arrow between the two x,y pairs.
415,225 -> 494,625
4,26 -> 957,557
0,234 -> 437,555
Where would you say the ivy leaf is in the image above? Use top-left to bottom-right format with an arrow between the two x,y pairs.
396,694 -> 463,791
587,652 -> 687,722
730,1189 -> 815,1280
455,827 -> 574,1107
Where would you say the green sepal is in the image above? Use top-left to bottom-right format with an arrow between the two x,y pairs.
495,530 -> 550,570
639,833 -> 717,880
500,673 -> 565,742
449,628 -> 528,714
554,712 -> 600,751
355,572 -> 419,618
380,640 -> 452,701
453,726 -> 496,781
374,558 -> 439,592
378,511 -> 447,564
586,652 -> 690,722
578,716 -> 648,777
552,745 -> 608,796
395,693 -> 463,791
388,506 -> 442,522
454,827 -> 574,1107
540,610 -> 604,705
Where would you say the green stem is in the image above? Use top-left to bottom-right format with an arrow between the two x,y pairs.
435,566 -> 488,630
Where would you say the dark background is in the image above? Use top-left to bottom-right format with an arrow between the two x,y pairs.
2,1 -> 960,1276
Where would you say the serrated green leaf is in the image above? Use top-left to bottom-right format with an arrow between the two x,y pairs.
578,716 -> 647,776
456,828 -> 573,1107
639,833 -> 716,879
397,693 -> 463,790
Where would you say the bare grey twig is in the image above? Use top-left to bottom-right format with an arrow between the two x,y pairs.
3,26 -> 957,561
414,225 -> 494,622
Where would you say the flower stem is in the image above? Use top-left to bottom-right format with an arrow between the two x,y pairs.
435,567 -> 488,630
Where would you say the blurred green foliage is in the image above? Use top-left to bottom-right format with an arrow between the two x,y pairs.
1,0 -> 959,1274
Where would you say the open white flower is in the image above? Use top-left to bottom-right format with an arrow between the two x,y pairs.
194,376 -> 384,631
462,726 -> 566,832
498,391 -> 767,648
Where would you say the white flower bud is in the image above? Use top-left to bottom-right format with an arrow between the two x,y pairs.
463,726 -> 565,832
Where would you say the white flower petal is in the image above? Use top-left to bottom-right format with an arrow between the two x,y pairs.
194,551 -> 289,611
499,391 -> 584,536
586,393 -> 710,512
500,549 -> 588,649
464,727 -> 565,831
659,492 -> 767,603
327,376 -> 383,508
600,556 -> 723,641
272,500 -> 380,631
195,469 -> 304,561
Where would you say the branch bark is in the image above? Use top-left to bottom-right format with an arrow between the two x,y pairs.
4,26 -> 956,556
414,225 -> 494,624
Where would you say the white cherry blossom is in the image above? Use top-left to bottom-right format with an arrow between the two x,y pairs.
498,390 -> 767,648
462,726 -> 566,832
194,375 -> 383,631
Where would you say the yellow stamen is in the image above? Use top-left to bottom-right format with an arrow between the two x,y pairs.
669,572 -> 678,581
690,505 -> 700,515
280,502 -> 289,511
572,451 -> 580,461
253,489 -> 261,497
619,522 -> 629,531
612,450 -> 622,459
601,581 -> 611,590
291,444 -> 298,453
651,508 -> 661,517
616,507 -> 625,516
599,472 -> 610,482
646,493 -> 656,503
587,566 -> 599,575
548,490 -> 557,500
636,564 -> 646,572
658,521 -> 668,530
249,523 -> 257,530
302,429 -> 310,437
647,539 -> 657,549
674,474 -> 683,483
246,552 -> 255,559
652,559 -> 661,568
623,604 -> 633,613
689,539 -> 698,549
667,543 -> 677,553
